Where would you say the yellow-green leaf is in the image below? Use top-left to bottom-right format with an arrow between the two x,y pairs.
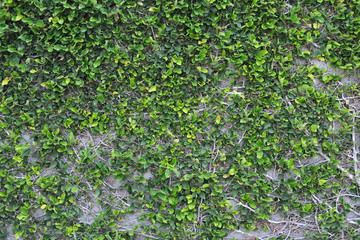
319,179 -> 326,186
2,77 -> 10,86
216,115 -> 221,124
149,85 -> 157,92
15,14 -> 24,21
311,124 -> 318,132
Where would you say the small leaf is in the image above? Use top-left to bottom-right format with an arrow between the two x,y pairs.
173,68 -> 182,74
182,174 -> 194,181
97,94 -> 104,102
149,7 -> 159,12
15,14 -> 24,21
130,78 -> 136,89
64,119 -> 73,128
2,77 -> 10,86
68,132 -> 75,144
54,45 -> 62,51
165,169 -> 172,178
257,50 -> 268,58
15,232 -> 22,239
303,203 -> 312,212
80,49 -> 89,56
111,150 -> 121,158
319,179 -> 326,186
169,197 -> 178,205
292,170 -> 301,177
249,201 -> 256,209
35,20 -> 45,28
149,85 -> 157,92
156,145 -> 164,151
94,57 -> 102,68
311,125 -> 318,132
188,203 -> 196,210
94,189 -> 101,197
216,115 -> 221,124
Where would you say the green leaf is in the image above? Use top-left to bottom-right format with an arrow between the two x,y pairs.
182,174 -> 194,181
130,78 -> 136,89
319,179 -> 326,186
94,189 -> 101,197
64,118 -> 73,128
173,68 -> 182,74
80,49 -> 89,56
97,94 -> 104,102
68,132 -> 75,144
123,150 -> 133,158
15,231 -> 22,239
111,150 -> 121,158
188,202 -> 196,210
15,14 -> 24,21
94,57 -> 102,68
303,203 -> 312,212
169,197 -> 178,205
216,115 -> 221,124
165,169 -> 172,178
292,170 -> 301,177
54,45 -> 63,51
291,14 -> 299,24
172,55 -> 183,65
257,50 -> 268,58
148,85 -> 157,92
156,145 -> 164,151
311,125 -> 318,132
2,77 -> 10,86
35,20 -> 45,28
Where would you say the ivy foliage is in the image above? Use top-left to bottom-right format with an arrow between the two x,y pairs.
1,0 -> 360,239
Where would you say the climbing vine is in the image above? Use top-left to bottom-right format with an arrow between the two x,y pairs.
1,0 -> 360,239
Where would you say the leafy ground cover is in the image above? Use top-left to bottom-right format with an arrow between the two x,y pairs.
1,0 -> 360,239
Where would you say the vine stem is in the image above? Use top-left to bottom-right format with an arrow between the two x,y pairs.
317,152 -> 360,187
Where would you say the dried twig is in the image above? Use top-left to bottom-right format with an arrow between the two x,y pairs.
227,197 -> 255,213
237,130 -> 247,145
336,96 -> 360,101
353,115 -> 359,181
150,26 -> 161,51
